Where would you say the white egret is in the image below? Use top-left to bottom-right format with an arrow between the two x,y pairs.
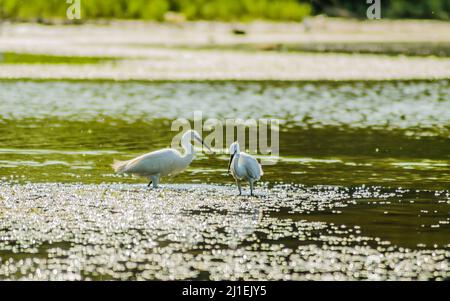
112,130 -> 211,188
228,141 -> 263,196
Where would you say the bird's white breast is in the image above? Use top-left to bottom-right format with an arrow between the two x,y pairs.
231,152 -> 262,181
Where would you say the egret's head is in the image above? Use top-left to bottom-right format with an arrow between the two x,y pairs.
227,141 -> 240,173
183,130 -> 211,152
229,141 -> 240,155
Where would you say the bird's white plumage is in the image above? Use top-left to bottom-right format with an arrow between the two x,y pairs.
112,130 -> 209,188
231,153 -> 263,181
116,149 -> 186,177
228,141 -> 263,196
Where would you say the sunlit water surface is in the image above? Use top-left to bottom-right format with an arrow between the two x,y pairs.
0,80 -> 448,280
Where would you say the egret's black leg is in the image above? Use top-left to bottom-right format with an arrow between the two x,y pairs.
147,181 -> 152,187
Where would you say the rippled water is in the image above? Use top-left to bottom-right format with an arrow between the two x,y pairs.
0,183 -> 448,280
0,80 -> 449,280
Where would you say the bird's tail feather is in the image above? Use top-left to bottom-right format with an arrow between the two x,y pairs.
259,163 -> 264,176
112,159 -> 129,174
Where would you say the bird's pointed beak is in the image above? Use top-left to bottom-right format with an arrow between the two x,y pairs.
227,151 -> 235,174
195,136 -> 212,152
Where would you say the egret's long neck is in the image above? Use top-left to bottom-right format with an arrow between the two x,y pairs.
233,152 -> 241,171
181,135 -> 195,158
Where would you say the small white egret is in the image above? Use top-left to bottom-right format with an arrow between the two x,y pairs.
228,141 -> 263,196
112,130 -> 211,188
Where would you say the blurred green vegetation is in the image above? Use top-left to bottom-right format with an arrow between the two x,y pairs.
311,0 -> 449,20
0,0 -> 311,21
0,0 -> 448,22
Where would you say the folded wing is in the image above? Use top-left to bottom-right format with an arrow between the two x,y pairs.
113,149 -> 180,177
241,153 -> 263,180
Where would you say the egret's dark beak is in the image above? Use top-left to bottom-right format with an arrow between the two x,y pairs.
227,151 -> 236,174
195,136 -> 212,152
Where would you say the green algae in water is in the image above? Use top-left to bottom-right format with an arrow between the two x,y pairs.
0,52 -> 119,64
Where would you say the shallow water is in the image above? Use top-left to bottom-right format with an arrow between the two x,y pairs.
0,80 -> 449,280
0,183 -> 448,280
1,80 -> 449,189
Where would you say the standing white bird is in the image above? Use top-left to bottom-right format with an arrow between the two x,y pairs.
112,130 -> 211,188
228,141 -> 263,196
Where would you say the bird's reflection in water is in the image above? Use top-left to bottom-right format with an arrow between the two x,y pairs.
226,208 -> 263,249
